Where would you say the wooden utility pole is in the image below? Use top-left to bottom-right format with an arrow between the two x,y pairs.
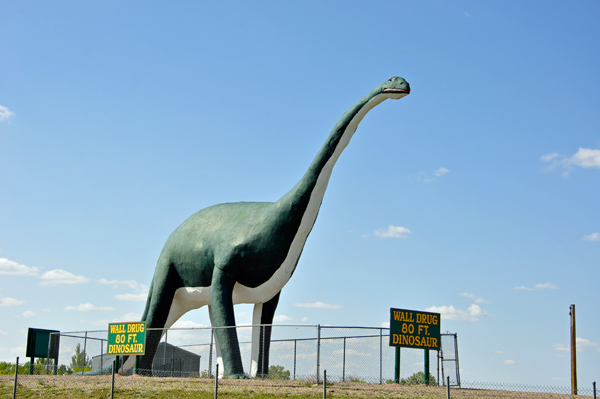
570,304 -> 577,396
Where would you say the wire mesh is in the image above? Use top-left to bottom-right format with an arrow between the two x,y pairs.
1,327 -> 596,399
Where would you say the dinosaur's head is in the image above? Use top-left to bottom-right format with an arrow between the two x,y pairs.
379,76 -> 410,99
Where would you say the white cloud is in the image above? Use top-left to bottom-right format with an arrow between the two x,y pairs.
374,225 -> 411,238
98,278 -> 140,289
103,280 -> 149,302
301,317 -> 310,322
551,343 -> 569,352
0,330 -> 8,336
381,322 -> 390,328
88,312 -> 142,326
273,315 -> 293,322
540,153 -> 559,162
568,148 -> 600,168
495,351 -> 505,355
459,292 -> 490,303
513,286 -> 535,291
0,105 -> 15,122
542,148 -> 600,175
65,303 -> 114,311
503,360 -> 516,365
576,337 -> 600,352
514,282 -> 557,291
171,320 -> 207,329
39,269 -> 89,286
0,297 -> 25,307
425,304 -> 490,322
551,338 -> 599,353
294,301 -> 343,309
434,167 -> 450,177
22,310 -> 37,318
415,167 -> 451,182
534,283 -> 558,289
115,291 -> 148,302
582,232 -> 600,242
0,258 -> 39,276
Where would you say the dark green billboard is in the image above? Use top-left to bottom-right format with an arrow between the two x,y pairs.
389,308 -> 441,350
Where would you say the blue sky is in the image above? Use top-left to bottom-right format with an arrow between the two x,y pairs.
1,1 -> 599,386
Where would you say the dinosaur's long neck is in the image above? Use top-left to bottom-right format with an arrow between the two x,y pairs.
276,87 -> 388,235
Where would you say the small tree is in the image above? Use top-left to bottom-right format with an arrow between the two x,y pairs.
401,371 -> 437,386
57,364 -> 73,375
267,365 -> 290,380
34,357 -> 49,375
70,343 -> 92,373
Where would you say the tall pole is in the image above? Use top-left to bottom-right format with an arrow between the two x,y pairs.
570,304 -> 577,396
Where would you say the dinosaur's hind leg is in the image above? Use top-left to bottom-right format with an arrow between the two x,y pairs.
250,292 -> 280,377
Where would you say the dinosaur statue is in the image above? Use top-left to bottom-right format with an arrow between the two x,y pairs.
123,76 -> 410,377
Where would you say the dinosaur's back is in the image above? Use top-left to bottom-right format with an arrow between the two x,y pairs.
155,201 -> 294,289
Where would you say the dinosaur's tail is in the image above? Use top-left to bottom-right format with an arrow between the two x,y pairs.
120,278 -> 155,374
141,277 -> 154,321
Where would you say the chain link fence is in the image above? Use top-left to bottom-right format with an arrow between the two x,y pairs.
1,325 -> 597,398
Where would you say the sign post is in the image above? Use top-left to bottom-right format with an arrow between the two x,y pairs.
389,308 -> 441,384
107,321 -> 146,374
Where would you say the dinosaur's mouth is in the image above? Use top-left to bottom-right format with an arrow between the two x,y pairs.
384,88 -> 410,93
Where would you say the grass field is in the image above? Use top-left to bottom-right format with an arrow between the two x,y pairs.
0,374 -> 592,399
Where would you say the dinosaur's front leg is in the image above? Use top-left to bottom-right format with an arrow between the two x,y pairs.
210,267 -> 245,378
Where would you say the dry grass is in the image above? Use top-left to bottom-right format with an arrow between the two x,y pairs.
0,374 -> 592,399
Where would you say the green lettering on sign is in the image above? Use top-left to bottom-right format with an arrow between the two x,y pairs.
389,308 -> 441,350
107,321 -> 146,356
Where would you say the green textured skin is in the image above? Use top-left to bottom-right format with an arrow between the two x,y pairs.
137,77 -> 411,377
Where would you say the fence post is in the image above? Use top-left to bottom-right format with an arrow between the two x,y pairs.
111,358 -> 116,399
323,369 -> 327,399
342,337 -> 346,382
316,325 -> 321,384
164,329 -> 168,374
447,376 -> 450,399
82,332 -> 88,375
293,339 -> 297,381
214,363 -> 219,399
100,340 -> 104,375
209,328 -> 214,377
12,357 -> 18,399
593,381 -> 596,399
379,328 -> 383,384
46,335 -> 52,375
